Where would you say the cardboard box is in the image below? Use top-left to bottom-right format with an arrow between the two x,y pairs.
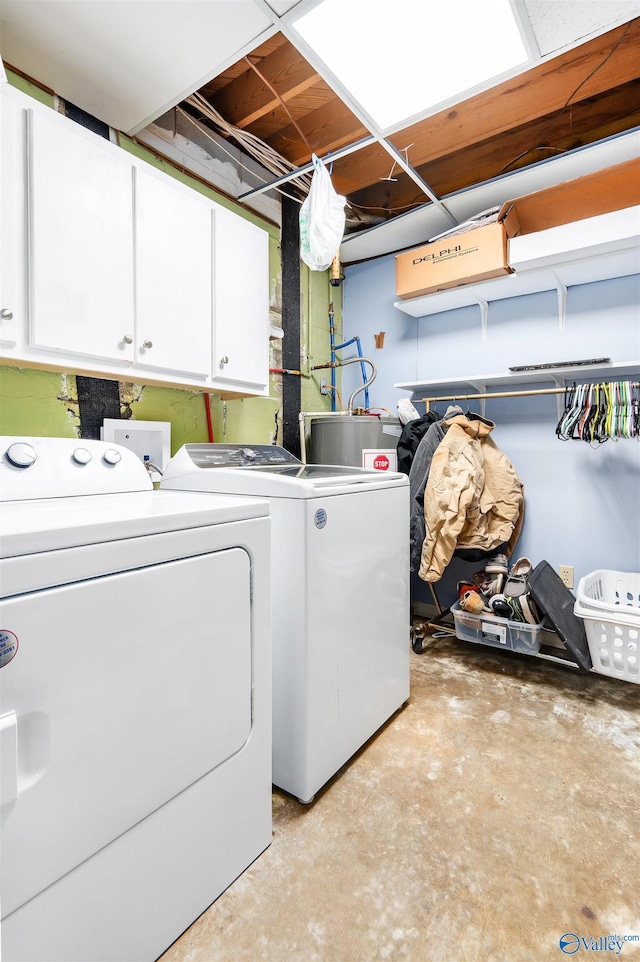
395,220 -> 513,299
396,157 -> 640,300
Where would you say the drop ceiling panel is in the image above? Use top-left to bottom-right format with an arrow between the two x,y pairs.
0,0 -> 275,134
523,0 -> 638,55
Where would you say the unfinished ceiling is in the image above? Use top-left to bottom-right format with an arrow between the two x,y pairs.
180,16 -> 639,221
1,0 -> 639,264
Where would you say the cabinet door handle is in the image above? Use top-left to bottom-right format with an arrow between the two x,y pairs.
220,355 -> 229,366
122,334 -> 133,344
142,339 -> 153,349
1,309 -> 14,320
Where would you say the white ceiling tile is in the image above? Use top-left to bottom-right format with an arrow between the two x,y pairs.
0,0 -> 276,133
523,0 -> 638,55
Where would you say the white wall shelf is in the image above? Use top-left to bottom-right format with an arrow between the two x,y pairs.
395,361 -> 640,398
394,207 -> 640,324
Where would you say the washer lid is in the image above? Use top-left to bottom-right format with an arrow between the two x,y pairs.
162,444 -> 409,498
0,489 -> 269,558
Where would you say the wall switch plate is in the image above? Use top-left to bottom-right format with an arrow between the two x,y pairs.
559,565 -> 574,589
320,378 -> 327,395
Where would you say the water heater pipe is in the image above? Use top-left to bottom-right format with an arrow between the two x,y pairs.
333,336 -> 370,410
312,356 -> 377,413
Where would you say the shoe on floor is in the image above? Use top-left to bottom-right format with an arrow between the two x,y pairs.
504,556 -> 533,597
460,589 -> 492,615
489,593 -> 512,619
486,553 -> 508,575
458,580 -> 484,601
505,592 -> 540,625
484,553 -> 508,596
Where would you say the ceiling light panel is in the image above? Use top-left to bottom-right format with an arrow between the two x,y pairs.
291,0 -> 531,130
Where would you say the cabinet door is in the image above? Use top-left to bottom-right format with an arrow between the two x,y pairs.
28,109 -> 135,364
134,168 -> 212,377
213,207 -> 269,392
0,86 -> 24,351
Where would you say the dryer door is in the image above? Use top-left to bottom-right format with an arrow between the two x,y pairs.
0,546 -> 252,919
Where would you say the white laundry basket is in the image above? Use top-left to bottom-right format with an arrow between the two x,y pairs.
575,570 -> 640,684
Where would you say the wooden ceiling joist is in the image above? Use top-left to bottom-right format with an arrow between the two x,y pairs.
211,42 -> 320,130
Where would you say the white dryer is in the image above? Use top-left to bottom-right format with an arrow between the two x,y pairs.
0,436 -> 271,962
161,443 -> 410,804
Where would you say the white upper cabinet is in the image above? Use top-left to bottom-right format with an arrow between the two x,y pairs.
133,168 -> 212,378
1,84 -> 271,397
28,108 -> 135,365
0,82 -> 23,349
212,206 -> 269,393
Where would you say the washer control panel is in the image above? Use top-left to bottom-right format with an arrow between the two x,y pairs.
0,437 -> 152,501
183,444 -> 301,469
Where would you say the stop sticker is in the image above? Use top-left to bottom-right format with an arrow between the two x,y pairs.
373,455 -> 389,471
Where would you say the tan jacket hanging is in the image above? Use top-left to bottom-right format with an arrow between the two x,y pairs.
418,414 -> 524,583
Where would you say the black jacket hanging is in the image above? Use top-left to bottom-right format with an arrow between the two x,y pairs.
396,411 -> 439,475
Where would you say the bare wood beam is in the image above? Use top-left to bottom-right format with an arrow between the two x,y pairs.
266,100 -> 368,166
212,43 -> 319,130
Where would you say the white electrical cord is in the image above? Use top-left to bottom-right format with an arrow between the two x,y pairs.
183,93 -> 313,195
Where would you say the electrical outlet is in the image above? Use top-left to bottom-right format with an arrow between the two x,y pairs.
320,378 -> 327,395
559,565 -> 574,589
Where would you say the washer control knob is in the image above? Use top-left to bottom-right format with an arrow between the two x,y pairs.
103,448 -> 122,466
5,441 -> 37,468
241,447 -> 257,460
72,447 -> 92,465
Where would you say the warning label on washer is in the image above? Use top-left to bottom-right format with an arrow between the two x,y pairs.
314,508 -> 327,529
0,630 -> 19,668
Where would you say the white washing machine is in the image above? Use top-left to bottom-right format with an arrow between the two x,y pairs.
0,436 -> 271,962
161,443 -> 410,804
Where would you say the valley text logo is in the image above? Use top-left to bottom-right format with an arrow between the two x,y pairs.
559,933 -> 640,955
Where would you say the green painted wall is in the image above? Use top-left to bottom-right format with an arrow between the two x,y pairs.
0,368 -> 78,438
1,72 -> 341,452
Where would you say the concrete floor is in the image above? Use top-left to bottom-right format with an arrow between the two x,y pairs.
160,634 -> 640,962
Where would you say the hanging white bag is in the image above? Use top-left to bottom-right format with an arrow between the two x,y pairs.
299,153 -> 346,272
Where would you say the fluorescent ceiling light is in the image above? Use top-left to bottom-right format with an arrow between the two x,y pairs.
292,0 -> 531,130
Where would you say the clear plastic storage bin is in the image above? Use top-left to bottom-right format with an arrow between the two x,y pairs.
451,601 -> 542,655
575,570 -> 640,684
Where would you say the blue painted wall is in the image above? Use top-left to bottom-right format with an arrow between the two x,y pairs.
341,253 -> 640,607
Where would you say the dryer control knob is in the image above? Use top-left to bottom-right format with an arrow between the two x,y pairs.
72,447 -> 92,465
5,441 -> 37,468
103,448 -> 122,466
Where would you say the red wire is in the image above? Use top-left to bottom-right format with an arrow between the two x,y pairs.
204,392 -> 214,443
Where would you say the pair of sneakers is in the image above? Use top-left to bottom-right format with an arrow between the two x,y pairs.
482,554 -> 532,597
490,591 -> 541,625
495,556 -> 540,625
